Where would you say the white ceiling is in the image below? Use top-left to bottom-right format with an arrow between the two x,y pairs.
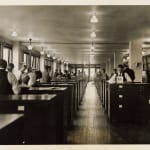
0,6 -> 150,64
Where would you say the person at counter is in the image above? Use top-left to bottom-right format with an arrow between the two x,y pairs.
27,67 -> 37,87
0,59 -> 20,94
15,63 -> 28,84
123,64 -> 135,82
108,64 -> 132,83
64,70 -> 71,80
110,68 -> 117,78
101,68 -> 109,80
41,65 -> 50,83
35,70 -> 42,82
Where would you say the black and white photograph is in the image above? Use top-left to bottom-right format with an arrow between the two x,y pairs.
0,1 -> 150,150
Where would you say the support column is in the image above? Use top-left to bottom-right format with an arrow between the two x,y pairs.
129,39 -> 142,82
61,62 -> 64,73
88,64 -> 90,81
105,58 -> 111,76
53,60 -> 57,72
114,51 -> 123,68
40,55 -> 45,72
105,60 -> 108,75
66,63 -> 68,71
13,42 -> 22,72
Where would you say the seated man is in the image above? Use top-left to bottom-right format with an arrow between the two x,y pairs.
0,59 -> 20,94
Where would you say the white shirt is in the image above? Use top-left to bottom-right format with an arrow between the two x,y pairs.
108,72 -> 132,83
28,72 -> 36,87
7,72 -> 21,94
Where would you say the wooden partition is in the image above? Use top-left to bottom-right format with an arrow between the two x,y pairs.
95,79 -> 150,123
0,94 -> 63,144
0,114 -> 24,144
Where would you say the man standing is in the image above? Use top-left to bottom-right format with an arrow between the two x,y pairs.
123,64 -> 135,82
15,63 -> 28,84
0,59 -> 20,94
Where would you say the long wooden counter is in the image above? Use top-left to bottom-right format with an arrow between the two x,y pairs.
107,83 -> 150,122
0,79 -> 88,144
0,114 -> 24,144
34,83 -> 75,126
95,80 -> 150,123
0,94 -> 65,144
21,86 -> 69,143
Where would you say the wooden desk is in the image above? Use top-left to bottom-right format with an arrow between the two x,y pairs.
21,87 -> 69,143
0,114 -> 24,144
0,94 -> 62,144
107,83 -> 150,122
50,80 -> 80,108
34,83 -> 75,127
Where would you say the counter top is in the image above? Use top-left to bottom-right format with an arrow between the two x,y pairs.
29,87 -> 68,91
0,114 -> 23,130
0,94 -> 56,101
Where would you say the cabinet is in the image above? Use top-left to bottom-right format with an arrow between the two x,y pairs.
107,83 -> 150,122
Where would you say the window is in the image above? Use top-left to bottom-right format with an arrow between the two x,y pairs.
23,53 -> 28,65
31,55 -> 40,70
36,57 -> 40,70
2,47 -> 12,63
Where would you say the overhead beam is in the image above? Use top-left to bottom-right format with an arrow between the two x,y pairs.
21,41 -> 129,45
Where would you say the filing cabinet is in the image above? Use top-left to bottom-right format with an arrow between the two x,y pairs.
107,83 -> 150,122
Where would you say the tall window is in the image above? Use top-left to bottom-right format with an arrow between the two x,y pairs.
31,55 -> 40,70
2,47 -> 12,63
23,53 -> 28,65
36,57 -> 40,70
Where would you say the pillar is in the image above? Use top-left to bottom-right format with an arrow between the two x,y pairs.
40,55 -> 45,72
12,42 -> 22,72
66,63 -> 68,71
114,51 -> 123,68
53,60 -> 57,72
105,58 -> 110,76
61,62 -> 64,73
129,39 -> 142,82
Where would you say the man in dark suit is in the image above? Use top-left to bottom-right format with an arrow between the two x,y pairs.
123,64 -> 135,82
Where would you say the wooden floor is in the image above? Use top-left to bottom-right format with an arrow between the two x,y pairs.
67,81 -> 150,144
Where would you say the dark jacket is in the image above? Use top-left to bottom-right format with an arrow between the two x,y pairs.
123,68 -> 135,81
0,69 -> 13,94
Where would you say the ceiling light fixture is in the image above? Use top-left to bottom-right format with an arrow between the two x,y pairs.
90,14 -> 98,23
91,31 -> 96,38
28,38 -> 33,50
47,54 -> 50,57
142,51 -> 145,55
11,31 -> 18,37
40,47 -> 44,55
90,40 -> 95,51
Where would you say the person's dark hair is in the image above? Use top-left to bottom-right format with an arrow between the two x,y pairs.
123,63 -> 128,68
113,68 -> 117,72
118,64 -> 124,69
0,59 -> 7,69
45,65 -> 49,70
35,70 -> 42,79
28,67 -> 32,73
8,63 -> 14,69
102,68 -> 106,72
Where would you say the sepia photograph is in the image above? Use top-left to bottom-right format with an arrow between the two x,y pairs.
0,1 -> 150,150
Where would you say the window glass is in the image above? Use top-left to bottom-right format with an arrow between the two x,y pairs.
2,47 -> 12,63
